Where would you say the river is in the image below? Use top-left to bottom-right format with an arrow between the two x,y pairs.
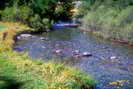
14,28 -> 133,89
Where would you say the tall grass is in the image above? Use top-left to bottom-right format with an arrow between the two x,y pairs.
0,22 -> 95,89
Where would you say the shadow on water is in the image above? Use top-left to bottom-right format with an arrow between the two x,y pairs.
0,76 -> 25,89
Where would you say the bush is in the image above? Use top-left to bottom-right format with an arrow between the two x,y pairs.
29,14 -> 50,31
1,5 -> 32,22
1,6 -> 50,31
29,14 -> 43,30
82,6 -> 133,43
1,7 -> 16,21
17,5 -> 33,23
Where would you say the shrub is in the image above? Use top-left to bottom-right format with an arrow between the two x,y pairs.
29,14 -> 50,31
29,14 -> 43,30
17,5 -> 33,23
1,6 -> 50,31
1,7 -> 16,21
81,5 -> 133,43
1,5 -> 32,22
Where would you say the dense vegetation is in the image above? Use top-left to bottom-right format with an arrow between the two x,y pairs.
78,0 -> 133,44
0,0 -> 75,31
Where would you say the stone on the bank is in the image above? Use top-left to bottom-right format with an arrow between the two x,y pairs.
20,34 -> 32,38
17,36 -> 21,40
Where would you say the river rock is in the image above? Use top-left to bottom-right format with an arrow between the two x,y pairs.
55,49 -> 62,54
20,34 -> 32,38
102,46 -> 108,49
110,56 -> 117,60
72,50 -> 80,54
40,37 -> 48,40
73,54 -> 81,58
42,46 -> 46,49
82,52 -> 92,57
17,36 -> 21,40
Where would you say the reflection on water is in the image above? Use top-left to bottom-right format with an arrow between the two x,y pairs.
14,28 -> 133,89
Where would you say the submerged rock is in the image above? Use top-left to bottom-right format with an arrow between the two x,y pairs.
72,50 -> 80,55
55,49 -> 62,54
110,56 -> 117,60
42,46 -> 46,49
40,37 -> 48,40
82,52 -> 92,57
73,54 -> 81,58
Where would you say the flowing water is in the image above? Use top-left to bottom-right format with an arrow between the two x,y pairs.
14,28 -> 133,89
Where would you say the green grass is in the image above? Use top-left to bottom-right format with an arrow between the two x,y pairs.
0,49 -> 95,89
0,22 -> 95,89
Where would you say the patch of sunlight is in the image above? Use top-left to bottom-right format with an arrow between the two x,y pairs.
0,25 -> 6,31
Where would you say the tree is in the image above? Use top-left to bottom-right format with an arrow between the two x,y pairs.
31,0 -> 74,21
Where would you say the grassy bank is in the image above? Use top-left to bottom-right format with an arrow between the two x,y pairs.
81,6 -> 133,45
0,22 -> 95,89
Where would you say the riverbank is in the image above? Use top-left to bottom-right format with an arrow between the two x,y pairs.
80,6 -> 133,45
0,22 -> 95,89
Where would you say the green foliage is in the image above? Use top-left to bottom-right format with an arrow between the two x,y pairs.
78,0 -> 133,17
1,5 -> 32,22
82,5 -> 133,43
31,0 -> 74,21
1,5 -> 51,31
29,14 -> 50,31
78,0 -> 133,43
1,7 -> 15,21
0,0 -> 75,31
76,1 -> 91,17
18,5 -> 33,22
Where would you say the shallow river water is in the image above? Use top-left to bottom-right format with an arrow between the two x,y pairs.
14,28 -> 133,89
